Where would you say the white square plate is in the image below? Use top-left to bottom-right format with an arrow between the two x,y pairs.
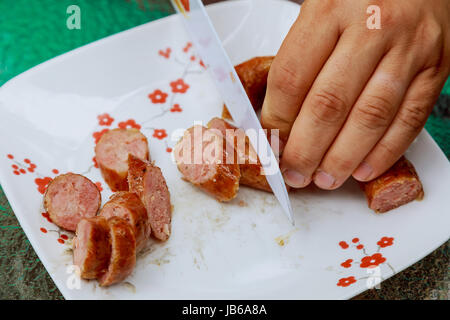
0,0 -> 449,300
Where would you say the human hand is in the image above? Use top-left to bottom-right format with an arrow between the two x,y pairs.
261,0 -> 450,189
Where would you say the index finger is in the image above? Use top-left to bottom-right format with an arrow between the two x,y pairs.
261,3 -> 340,140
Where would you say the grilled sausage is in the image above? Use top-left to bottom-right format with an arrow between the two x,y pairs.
95,128 -> 149,192
98,217 -> 136,287
207,117 -> 272,192
43,173 -> 101,231
128,155 -> 172,241
222,56 -> 274,120
174,125 -> 240,202
360,156 -> 424,213
100,192 -> 150,252
73,216 -> 111,279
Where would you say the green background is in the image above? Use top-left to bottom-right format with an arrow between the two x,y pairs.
0,0 -> 448,299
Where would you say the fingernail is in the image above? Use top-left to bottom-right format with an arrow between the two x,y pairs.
283,169 -> 307,188
314,170 -> 336,189
353,161 -> 373,181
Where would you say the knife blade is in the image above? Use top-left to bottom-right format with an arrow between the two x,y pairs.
171,0 -> 294,225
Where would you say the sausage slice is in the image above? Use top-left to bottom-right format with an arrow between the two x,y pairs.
128,155 -> 172,241
95,128 -> 149,192
222,56 -> 274,119
73,216 -> 111,279
360,156 -> 424,213
44,173 -> 101,231
100,192 -> 150,252
174,125 -> 240,202
98,217 -> 136,287
207,117 -> 272,192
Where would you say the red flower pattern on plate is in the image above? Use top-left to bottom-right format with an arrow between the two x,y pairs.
360,253 -> 386,268
158,48 -> 171,59
153,129 -> 168,140
97,113 -> 114,126
92,157 -> 98,168
93,129 -> 109,144
118,119 -> 141,130
148,89 -> 168,104
95,182 -> 103,192
35,177 -> 53,194
377,237 -> 394,248
337,276 -> 356,287
170,79 -> 189,94
336,236 -> 394,287
340,259 -> 353,268
170,104 -> 182,112
339,241 -> 349,249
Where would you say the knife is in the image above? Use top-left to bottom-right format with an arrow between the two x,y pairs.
171,0 -> 294,225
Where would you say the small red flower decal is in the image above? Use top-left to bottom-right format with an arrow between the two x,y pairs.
352,238 -> 359,243
97,113 -> 114,126
40,227 -> 47,233
148,89 -> 168,104
183,42 -> 192,53
340,259 -> 353,268
158,48 -> 171,59
356,244 -> 364,250
170,104 -> 182,112
166,147 -> 173,153
339,241 -> 349,249
95,182 -> 103,192
7,154 -> 14,159
93,157 -> 98,168
170,79 -> 189,94
377,237 -> 394,248
118,119 -> 141,130
360,253 -> 386,268
153,129 -> 168,140
35,177 -> 53,194
93,129 -> 109,144
337,276 -> 356,287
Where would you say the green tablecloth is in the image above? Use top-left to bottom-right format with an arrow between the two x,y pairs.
0,0 -> 448,300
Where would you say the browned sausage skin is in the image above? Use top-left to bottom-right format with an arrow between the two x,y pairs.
223,56 -> 274,120
128,155 -> 172,241
95,128 -> 149,192
73,216 -> 111,279
207,117 -> 272,192
174,125 -> 240,202
360,157 -> 424,213
100,192 -> 150,252
98,217 -> 136,287
44,173 -> 101,231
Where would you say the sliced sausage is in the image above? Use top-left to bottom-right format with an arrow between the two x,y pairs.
73,216 -> 111,279
95,128 -> 149,192
44,173 -> 101,231
222,56 -> 274,120
98,217 -> 136,287
360,156 -> 424,213
174,125 -> 240,202
207,117 -> 271,192
128,155 -> 172,241
100,192 -> 150,252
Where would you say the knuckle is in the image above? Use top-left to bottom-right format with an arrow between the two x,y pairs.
261,108 -> 292,131
310,86 -> 349,124
354,94 -> 395,131
284,147 -> 318,173
268,61 -> 306,99
396,103 -> 429,133
324,154 -> 355,174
